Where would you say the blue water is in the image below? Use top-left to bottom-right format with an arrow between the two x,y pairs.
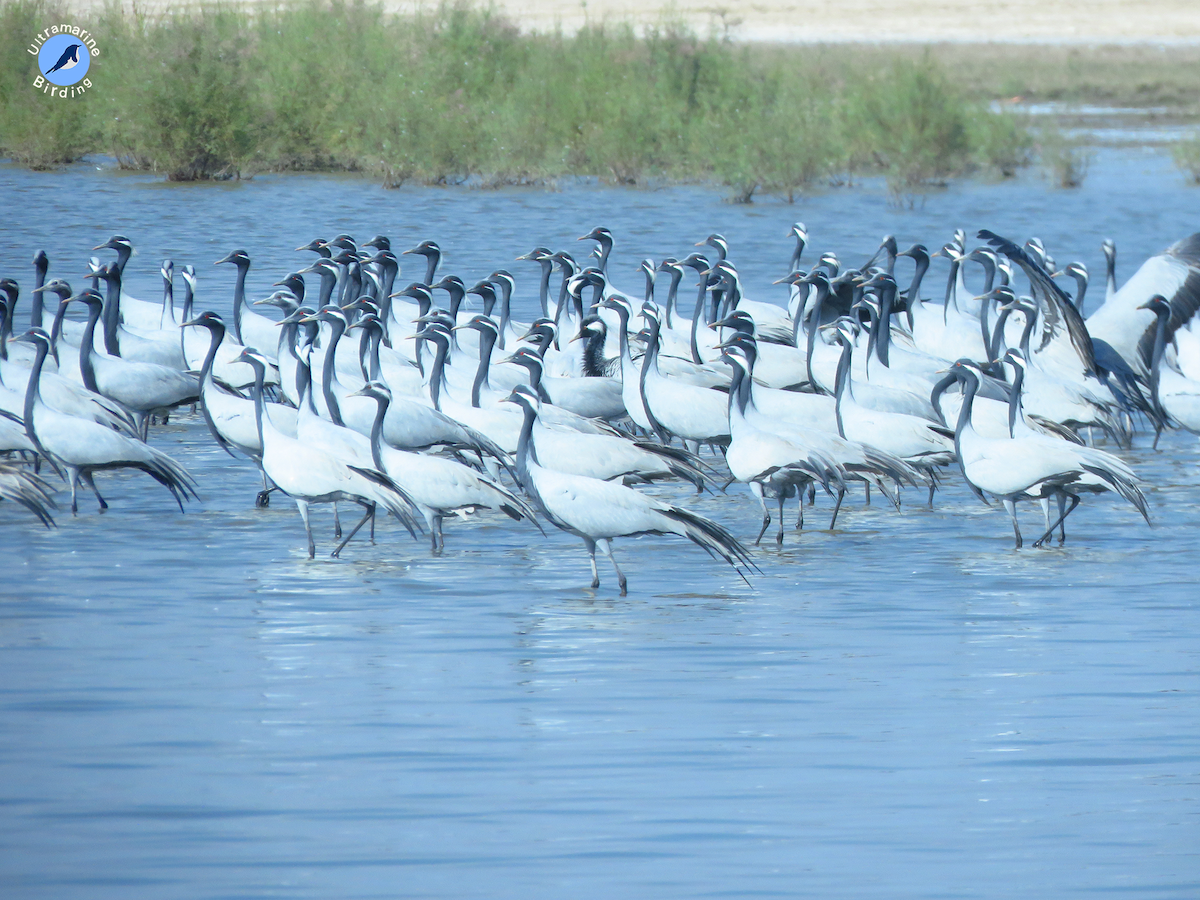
0,149 -> 1197,898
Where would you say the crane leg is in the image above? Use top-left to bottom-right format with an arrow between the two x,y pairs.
829,488 -> 846,529
882,479 -> 902,512
332,502 -> 374,557
296,499 -> 315,558
69,467 -> 80,515
1003,497 -> 1022,549
777,492 -> 787,546
749,483 -> 769,545
332,502 -> 342,539
597,538 -> 627,596
80,472 -> 107,510
864,483 -> 871,505
256,469 -> 276,508
583,538 -> 600,588
1033,495 -> 1080,548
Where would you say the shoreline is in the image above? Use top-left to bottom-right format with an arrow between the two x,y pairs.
65,0 -> 1200,45
5,1 -> 1198,186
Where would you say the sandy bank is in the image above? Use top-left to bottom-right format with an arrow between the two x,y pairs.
70,0 -> 1200,44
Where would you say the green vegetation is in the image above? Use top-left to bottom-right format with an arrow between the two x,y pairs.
0,0 -> 1193,196
1036,122 -> 1092,188
1174,134 -> 1200,185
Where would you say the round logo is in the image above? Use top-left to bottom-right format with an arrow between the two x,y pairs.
38,33 -> 90,86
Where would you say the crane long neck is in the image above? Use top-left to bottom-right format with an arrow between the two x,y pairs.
524,359 -> 550,403
1148,304 -> 1170,412
497,290 -> 511,351
805,281 -> 829,389
989,307 -> 1013,361
789,237 -> 805,273
1007,364 -> 1026,437
102,272 -> 121,356
297,355 -> 319,417
356,325 -> 372,381
929,371 -> 956,427
664,268 -> 683,329
536,261 -> 552,319
251,361 -> 266,452
980,260 -> 996,295
161,277 -> 175,328
612,306 -> 631,373
320,320 -> 345,425
954,370 -> 980,444
943,257 -> 959,323
471,328 -> 496,408
49,298 -> 69,348
880,282 -> 897,366
32,257 -> 47,329
514,401 -> 537,483
78,302 -> 102,394
114,244 -> 131,276
0,296 -> 15,352
689,276 -> 707,364
427,337 -> 449,411
907,253 -> 928,323
790,281 -> 811,345
833,338 -> 853,438
368,325 -> 384,381
181,283 -> 194,323
554,268 -> 571,328
732,357 -> 753,416
194,323 -> 231,452
979,295 -> 992,356
22,338 -> 50,455
380,261 -> 397,304
596,238 -> 612,274
231,261 -> 249,344
199,322 -> 224,388
1018,307 -> 1037,356
367,394 -> 387,473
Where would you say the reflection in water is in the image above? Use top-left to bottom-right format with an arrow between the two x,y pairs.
0,149 -> 1198,898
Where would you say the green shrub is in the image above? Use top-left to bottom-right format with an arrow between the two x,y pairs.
846,56 -> 971,194
1036,121 -> 1091,188
0,0 -> 97,167
0,0 -> 1035,190
1173,134 -> 1200,185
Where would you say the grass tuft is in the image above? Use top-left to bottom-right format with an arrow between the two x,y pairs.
1037,122 -> 1091,188
1173,134 -> 1200,185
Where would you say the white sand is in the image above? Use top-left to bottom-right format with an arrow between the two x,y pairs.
67,0 -> 1200,43
384,0 -> 1200,44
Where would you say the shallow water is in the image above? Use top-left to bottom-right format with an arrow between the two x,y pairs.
1,149 -> 1198,898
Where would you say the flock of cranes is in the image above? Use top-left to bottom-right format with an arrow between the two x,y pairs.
2,223 -> 1198,591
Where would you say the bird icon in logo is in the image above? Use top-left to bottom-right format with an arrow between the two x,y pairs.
45,42 -> 82,75
37,33 -> 92,87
